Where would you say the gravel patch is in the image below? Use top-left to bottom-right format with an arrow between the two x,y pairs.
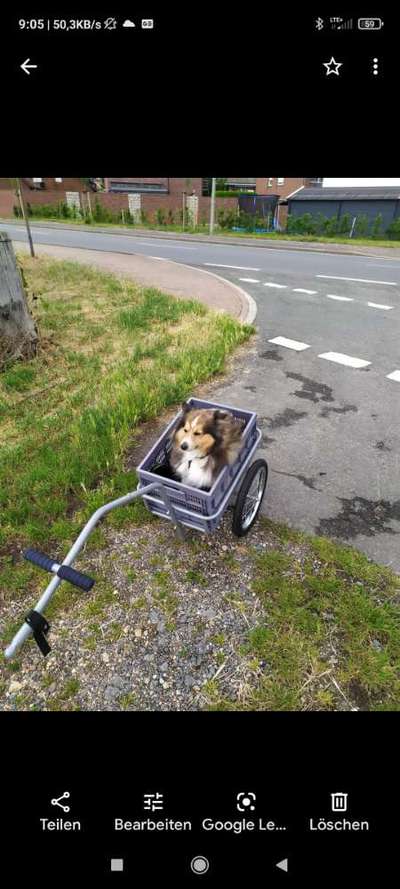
0,514 -> 273,711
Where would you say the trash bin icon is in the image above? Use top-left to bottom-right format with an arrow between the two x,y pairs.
331,792 -> 348,812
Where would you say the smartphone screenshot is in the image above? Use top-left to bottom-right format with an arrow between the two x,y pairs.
1,8 -> 398,884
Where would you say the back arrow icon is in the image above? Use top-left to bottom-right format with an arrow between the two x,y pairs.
21,58 -> 38,75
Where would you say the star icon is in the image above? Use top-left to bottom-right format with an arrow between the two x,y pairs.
323,56 -> 343,75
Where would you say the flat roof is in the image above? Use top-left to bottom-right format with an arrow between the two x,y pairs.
290,187 -> 400,201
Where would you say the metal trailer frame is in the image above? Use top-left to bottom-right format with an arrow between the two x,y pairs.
4,482 -> 185,660
4,400 -> 266,661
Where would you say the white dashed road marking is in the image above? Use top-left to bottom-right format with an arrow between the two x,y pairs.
386,370 -> 400,382
204,263 -> 260,271
367,302 -> 393,310
326,294 -> 353,302
292,288 -> 317,294
239,277 -> 260,283
318,352 -> 371,368
269,336 -> 310,351
316,275 -> 397,286
263,282 -> 287,289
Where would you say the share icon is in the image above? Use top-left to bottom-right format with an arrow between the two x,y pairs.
51,791 -> 71,813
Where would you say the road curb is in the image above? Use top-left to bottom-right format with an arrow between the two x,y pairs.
12,241 -> 257,326
175,261 -> 258,325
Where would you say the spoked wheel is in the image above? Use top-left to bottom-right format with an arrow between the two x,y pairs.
232,459 -> 268,537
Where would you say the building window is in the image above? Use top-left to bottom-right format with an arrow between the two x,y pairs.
55,178 -> 63,183
32,178 -> 42,183
277,178 -> 285,185
109,180 -> 168,194
267,178 -> 273,187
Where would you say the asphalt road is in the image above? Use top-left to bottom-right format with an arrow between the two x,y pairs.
2,222 -> 400,570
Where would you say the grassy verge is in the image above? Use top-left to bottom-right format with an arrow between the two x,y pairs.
206,520 -> 400,711
3,217 -> 400,249
0,255 -> 252,618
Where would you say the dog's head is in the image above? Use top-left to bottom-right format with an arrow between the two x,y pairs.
173,404 -> 228,457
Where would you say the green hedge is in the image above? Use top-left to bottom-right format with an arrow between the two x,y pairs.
287,211 -> 400,240
215,191 -> 248,199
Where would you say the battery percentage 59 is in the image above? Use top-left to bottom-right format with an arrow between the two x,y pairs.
358,18 -> 384,30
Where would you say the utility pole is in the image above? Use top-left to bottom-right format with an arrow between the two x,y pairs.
15,178 -> 35,257
209,177 -> 216,235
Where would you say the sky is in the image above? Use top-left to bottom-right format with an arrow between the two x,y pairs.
323,178 -> 400,187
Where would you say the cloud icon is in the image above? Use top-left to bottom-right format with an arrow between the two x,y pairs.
122,19 -> 135,28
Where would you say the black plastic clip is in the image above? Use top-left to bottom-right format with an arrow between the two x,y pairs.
25,609 -> 51,656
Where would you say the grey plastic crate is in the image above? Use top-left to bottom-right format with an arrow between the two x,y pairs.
136,398 -> 260,532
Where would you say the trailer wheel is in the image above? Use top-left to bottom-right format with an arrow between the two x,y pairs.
232,459 -> 268,537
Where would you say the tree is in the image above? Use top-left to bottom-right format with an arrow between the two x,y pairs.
0,232 -> 38,369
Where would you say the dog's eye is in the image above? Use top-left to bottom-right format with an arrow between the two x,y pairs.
194,431 -> 201,435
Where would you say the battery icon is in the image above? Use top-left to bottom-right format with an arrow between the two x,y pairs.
358,18 -> 383,30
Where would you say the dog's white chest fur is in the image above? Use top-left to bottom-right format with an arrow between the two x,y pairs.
176,455 -> 214,489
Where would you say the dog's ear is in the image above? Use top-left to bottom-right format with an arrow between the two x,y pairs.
206,414 -> 223,445
214,409 -> 229,422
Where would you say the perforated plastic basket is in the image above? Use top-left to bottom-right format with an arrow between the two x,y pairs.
136,398 -> 259,532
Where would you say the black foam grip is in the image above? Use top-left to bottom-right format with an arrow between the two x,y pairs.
24,548 -> 55,573
57,564 -> 95,591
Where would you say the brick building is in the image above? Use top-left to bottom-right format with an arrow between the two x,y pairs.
255,178 -> 323,228
0,177 -> 94,217
0,177 -> 239,225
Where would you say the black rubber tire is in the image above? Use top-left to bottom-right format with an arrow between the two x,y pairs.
232,459 -> 268,537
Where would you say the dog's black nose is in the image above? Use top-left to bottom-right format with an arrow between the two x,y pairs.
180,442 -> 189,450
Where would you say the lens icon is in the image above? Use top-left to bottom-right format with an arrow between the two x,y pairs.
191,856 -> 210,874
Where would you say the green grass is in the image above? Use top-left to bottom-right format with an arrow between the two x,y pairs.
0,254 -> 252,623
206,520 -> 400,712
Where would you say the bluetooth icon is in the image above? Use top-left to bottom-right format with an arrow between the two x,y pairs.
315,17 -> 324,30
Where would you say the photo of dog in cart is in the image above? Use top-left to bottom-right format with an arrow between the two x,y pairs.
137,398 -> 268,539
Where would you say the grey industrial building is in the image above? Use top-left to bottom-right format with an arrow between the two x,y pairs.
287,186 -> 400,231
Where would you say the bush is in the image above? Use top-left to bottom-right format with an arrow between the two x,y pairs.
13,204 -> 22,218
286,213 -> 317,235
156,208 -> 166,226
216,190 -> 251,198
386,218 -> 400,240
217,208 -> 238,229
238,211 -> 256,231
338,212 -> 352,235
354,214 -> 369,237
322,215 -> 339,236
167,209 -> 175,225
371,213 -> 383,238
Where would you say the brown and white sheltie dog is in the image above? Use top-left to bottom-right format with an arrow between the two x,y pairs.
169,403 -> 245,490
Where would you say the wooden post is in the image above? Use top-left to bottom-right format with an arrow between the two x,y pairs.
0,232 -> 38,365
16,178 -> 35,257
